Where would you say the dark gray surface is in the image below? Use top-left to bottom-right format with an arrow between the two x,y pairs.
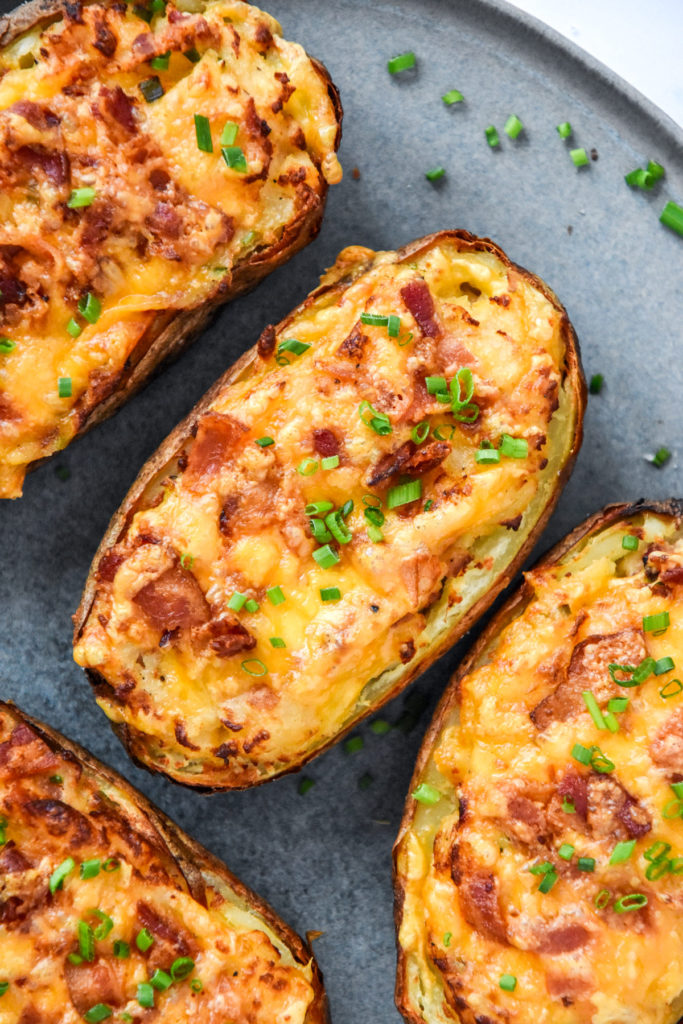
1,1 -> 682,1021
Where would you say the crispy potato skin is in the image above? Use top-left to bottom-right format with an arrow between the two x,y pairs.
0,0 -> 342,497
394,499 -> 683,1024
0,700 -> 328,1023
73,229 -> 585,790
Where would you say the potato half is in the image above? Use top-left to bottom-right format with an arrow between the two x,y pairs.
74,230 -> 585,789
394,499 -> 683,1024
0,0 -> 342,497
0,700 -> 327,1023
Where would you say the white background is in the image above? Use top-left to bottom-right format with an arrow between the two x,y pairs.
512,0 -> 683,126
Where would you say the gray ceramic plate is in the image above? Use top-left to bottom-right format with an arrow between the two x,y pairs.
1,0 -> 682,1020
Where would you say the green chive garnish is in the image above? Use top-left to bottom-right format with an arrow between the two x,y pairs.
571,742 -> 592,765
149,50 -> 170,71
412,783 -> 441,805
255,436 -> 274,447
190,978 -> 203,993
227,592 -> 246,612
222,145 -> 247,172
139,76 -> 164,102
321,455 -> 339,470
320,586 -> 341,602
622,534 -> 638,550
220,121 -> 238,146
67,318 -> 82,338
241,658 -> 268,676
556,121 -> 572,138
660,678 -> 683,698
80,858 -> 101,879
358,400 -> 392,435
475,445 -> 500,465
78,921 -> 95,961
269,637 -> 286,648
58,376 -> 72,398
360,313 -> 389,326
387,52 -> 416,74
442,89 -> 464,105
245,599 -> 259,613
78,292 -> 101,324
558,843 -> 574,860
499,974 -> 517,992
387,479 -> 421,509
67,187 -> 96,209
608,697 -> 629,713
84,1006 -> 112,1023
570,147 -> 589,167
150,969 -> 173,992
538,868 -> 558,893
582,691 -> 606,730
562,797 -> 575,814
643,611 -> 670,634
136,928 -> 154,952
278,338 -> 310,357
49,857 -> 75,894
267,586 -> 285,606
370,719 -> 391,735
344,735 -> 363,754
609,840 -> 636,865
614,893 -> 647,913
0,336 -> 15,353
313,545 -> 340,569
298,777 -> 315,795
499,434 -> 528,458
589,373 -> 604,394
504,114 -> 523,139
170,957 -> 195,981
194,113 -> 213,153
485,125 -> 500,147
425,166 -> 445,181
660,201 -> 683,236
113,940 -> 130,959
137,982 -> 155,1008
654,656 -> 675,675
651,446 -> 671,467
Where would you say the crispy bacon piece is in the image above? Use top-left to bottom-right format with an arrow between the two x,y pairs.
400,553 -> 445,609
96,549 -> 124,583
14,145 -> 70,187
531,629 -> 647,730
400,279 -> 441,338
650,707 -> 683,769
95,85 -> 137,137
184,412 -> 246,487
0,842 -> 32,874
0,723 -> 58,779
193,617 -> 256,659
452,846 -> 508,946
256,324 -> 276,358
133,566 -> 210,632
65,959 -> 126,1016
534,922 -> 591,955
137,900 -> 197,970
367,439 -> 449,487
312,428 -> 339,457
337,322 -> 368,360
8,100 -> 59,130
24,798 -> 94,847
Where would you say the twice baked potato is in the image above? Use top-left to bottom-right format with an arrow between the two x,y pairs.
394,499 -> 683,1024
73,230 -> 585,789
0,700 -> 327,1023
0,0 -> 342,498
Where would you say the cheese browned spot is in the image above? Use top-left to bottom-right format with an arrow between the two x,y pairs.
74,234 -> 579,788
0,0 -> 341,497
396,508 -> 683,1024
0,705 -> 318,1022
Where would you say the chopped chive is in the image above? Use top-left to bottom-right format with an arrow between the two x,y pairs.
184,46 -> 201,62
194,113 -> 213,153
58,376 -> 72,398
67,318 -> 82,338
387,314 -> 401,337
499,434 -> 528,458
671,782 -> 683,800
607,697 -> 629,713
0,336 -> 15,353
412,783 -> 441,805
78,921 -> 95,962
222,145 -> 247,172
660,201 -> 683,236
370,719 -> 391,735
306,500 -> 335,516
227,592 -> 246,611
49,856 -> 75,894
648,160 -> 665,181
137,982 -> 155,1009
625,167 -> 653,189
387,479 -> 422,509
136,928 -> 154,952
426,166 -> 445,181
150,969 -> 173,992
538,868 -> 558,893
558,843 -> 574,860
220,121 -> 238,146
651,446 -> 671,467
67,187 -> 96,209
279,338 -> 311,358
241,658 -> 267,676
84,1006 -> 112,1023
325,509 -> 351,544
358,400 -> 392,435
621,534 -> 638,550
589,373 -> 604,394
609,840 -> 636,865
387,51 -> 416,74
170,957 -> 195,981
321,455 -> 340,470
582,691 -> 606,730
102,858 -> 119,873
443,931 -> 452,946
320,586 -> 341,602
78,292 -> 101,324
411,421 -> 430,444
442,89 -> 464,105
529,862 -> 553,875
360,312 -> 389,326
309,518 -> 333,544
80,858 -> 101,880
425,375 -> 448,395
298,777 -> 315,795
645,857 -> 672,880
645,840 -> 671,863
313,545 -> 340,569
255,436 -> 274,447
570,147 -> 589,167
269,636 -> 286,648
660,678 -> 683,698
190,978 -> 203,993
113,940 -> 130,959
504,114 -> 523,139
267,586 -> 285,606
643,611 -> 670,634
344,735 -> 363,754
475,446 -> 501,464
614,893 -> 647,913
297,458 -> 318,476
499,974 -> 517,992
603,710 -> 619,733
654,656 -> 675,675
179,552 -> 194,570
556,121 -> 572,138
485,125 -> 500,147
49,774 -> 63,783
424,499 -> 434,511
589,747 -> 615,774
244,599 -> 259,613
594,889 -> 611,909
139,76 -> 164,102
562,797 -> 575,814
571,742 -> 592,765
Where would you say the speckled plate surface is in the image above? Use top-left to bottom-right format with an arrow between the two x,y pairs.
1,1 -> 682,1021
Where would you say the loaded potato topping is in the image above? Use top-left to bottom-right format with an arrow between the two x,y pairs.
397,511 -> 683,1024
0,0 -> 341,497
74,236 -> 573,785
0,706 -> 316,1023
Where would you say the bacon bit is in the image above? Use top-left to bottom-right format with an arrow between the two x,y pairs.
149,167 -> 170,191
650,707 -> 683,769
404,440 -> 450,476
557,770 -> 588,819
352,166 -> 361,180
367,439 -> 449,487
531,629 -> 647,730
65,959 -> 126,1016
146,201 -> 182,240
0,393 -> 20,422
24,798 -> 94,845
96,549 -> 125,583
174,721 -> 199,751
313,428 -> 339,457
660,564 -> 683,585
193,617 -> 256,659
131,31 -> 155,57
400,553 -> 444,609
137,900 -> 196,963
0,842 -> 32,874
452,847 -> 509,946
92,13 -> 117,56
184,412 -> 246,488
79,202 -> 113,250
337,322 -> 369,360
97,85 -> 137,137
8,100 -> 59,130
221,718 -> 243,733
257,324 -> 276,359
505,793 -> 549,845
15,145 -> 70,187
133,565 -> 210,632
0,724 -> 57,778
535,923 -> 591,955
400,279 -> 441,339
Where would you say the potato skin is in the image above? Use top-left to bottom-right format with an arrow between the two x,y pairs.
0,699 -> 329,1023
0,0 -> 342,496
394,498 -> 683,1024
74,229 -> 586,790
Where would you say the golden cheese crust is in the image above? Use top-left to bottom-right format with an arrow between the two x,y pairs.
394,500 -> 683,1024
0,0 -> 342,498
0,701 -> 327,1024
73,230 -> 585,789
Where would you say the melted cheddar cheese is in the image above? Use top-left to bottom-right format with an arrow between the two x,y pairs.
396,509 -> 683,1024
0,704 -> 318,1023
0,0 -> 341,497
74,233 -> 580,787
